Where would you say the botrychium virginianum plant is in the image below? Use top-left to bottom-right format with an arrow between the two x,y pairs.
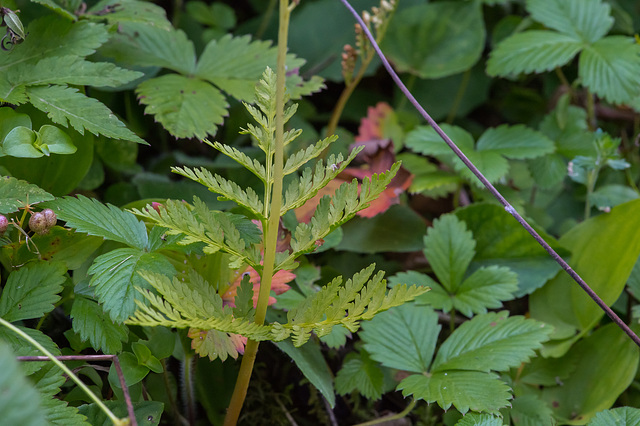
125,55 -> 426,426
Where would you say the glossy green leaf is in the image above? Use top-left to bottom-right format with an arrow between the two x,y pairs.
0,127 -> 94,196
579,37 -> 640,105
361,303 -> 440,373
530,199 -> 640,342
136,74 -> 228,139
337,205 -> 427,253
453,266 -> 518,317
0,107 -> 31,147
431,311 -> 552,373
423,214 -> 475,293
398,371 -> 511,415
88,248 -> 176,322
526,0 -> 613,43
49,195 -> 148,249
487,31 -> 582,76
0,262 -> 66,322
275,338 -> 335,408
335,351 -> 384,400
0,342 -> 49,426
541,324 -> 639,424
37,125 -> 76,155
71,296 -> 129,354
455,203 -> 564,297
383,1 -> 485,78
195,35 -> 276,101
108,352 -> 149,387
27,85 -> 144,143
0,176 -> 54,214
3,126 -> 41,157
588,407 -> 640,426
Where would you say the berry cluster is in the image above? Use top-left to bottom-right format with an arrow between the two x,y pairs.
28,208 -> 57,235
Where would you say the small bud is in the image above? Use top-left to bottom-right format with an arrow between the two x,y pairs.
42,208 -> 57,227
0,215 -> 8,234
29,212 -> 49,235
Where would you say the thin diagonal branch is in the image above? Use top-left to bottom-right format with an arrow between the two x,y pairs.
337,0 -> 640,348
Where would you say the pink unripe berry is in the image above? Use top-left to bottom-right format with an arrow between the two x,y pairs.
0,215 -> 7,234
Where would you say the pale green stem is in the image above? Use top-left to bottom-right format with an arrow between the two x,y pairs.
352,398 -> 416,426
584,166 -> 599,221
0,317 -> 127,426
223,1 -> 291,425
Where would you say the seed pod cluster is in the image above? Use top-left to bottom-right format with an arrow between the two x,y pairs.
29,208 -> 57,235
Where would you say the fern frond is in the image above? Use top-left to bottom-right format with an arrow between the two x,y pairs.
283,135 -> 338,176
172,166 -> 265,218
130,198 -> 261,268
283,162 -> 401,269
126,272 -> 271,341
281,147 -> 363,215
204,140 -> 267,182
271,265 -> 428,346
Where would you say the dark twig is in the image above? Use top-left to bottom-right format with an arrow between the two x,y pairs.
337,0 -> 640,348
18,354 -> 138,426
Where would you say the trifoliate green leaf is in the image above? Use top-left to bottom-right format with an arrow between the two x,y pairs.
389,271 -> 451,311
382,1 -> 485,79
101,23 -> 196,74
335,351 -> 384,400
406,124 -> 552,187
48,195 -> 149,250
588,407 -> 640,426
526,0 -> 613,43
360,303 -> 440,373
431,311 -> 553,373
0,342 -> 49,426
71,296 -> 129,353
424,214 -> 476,293
579,36 -> 640,105
136,74 -> 228,140
398,371 -> 511,415
487,31 -> 582,76
0,176 -> 54,214
27,85 -> 144,143
88,248 -> 176,322
0,262 -> 66,322
195,35 -> 277,101
455,413 -> 503,426
453,266 -> 518,317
